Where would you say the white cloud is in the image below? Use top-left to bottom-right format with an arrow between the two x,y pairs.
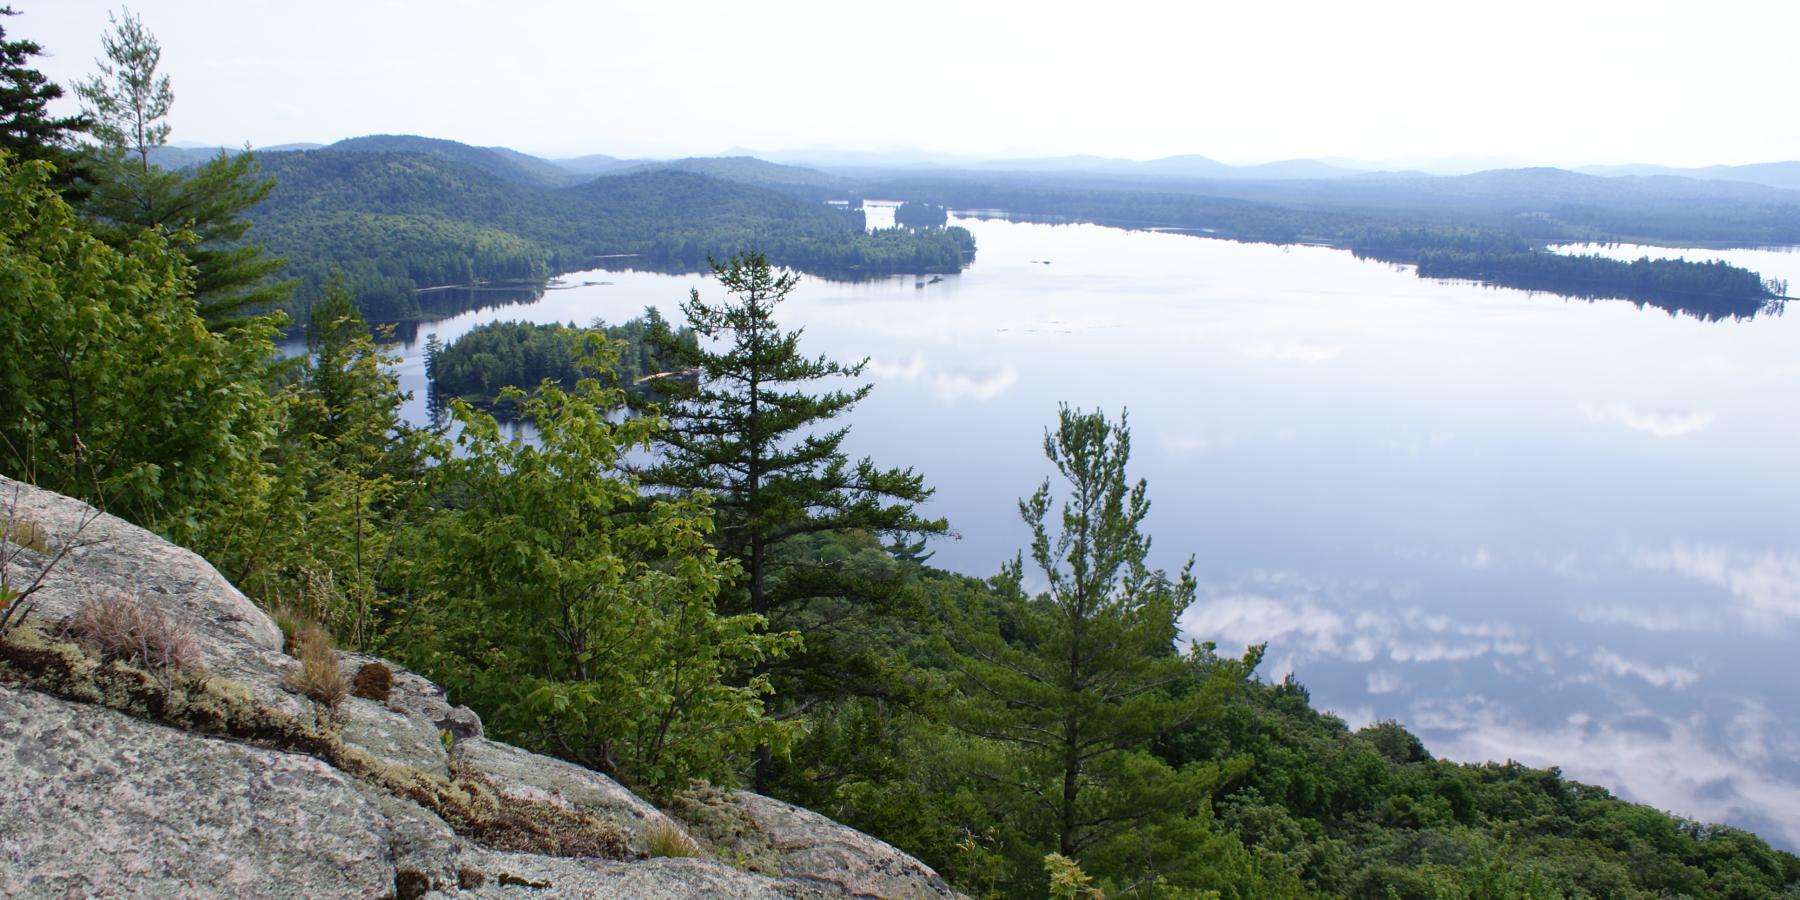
1575,604 -> 1719,634
1367,670 -> 1405,695
1332,705 -> 1379,730
865,354 -> 1019,403
1180,594 -> 1347,656
1580,403 -> 1713,438
1635,546 -> 1800,628
1591,649 -> 1699,690
1183,579 -> 1539,670
864,355 -> 927,381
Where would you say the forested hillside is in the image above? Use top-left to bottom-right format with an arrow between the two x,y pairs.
250,147 -> 975,322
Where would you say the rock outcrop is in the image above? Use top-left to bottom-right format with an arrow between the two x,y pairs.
0,476 -> 959,899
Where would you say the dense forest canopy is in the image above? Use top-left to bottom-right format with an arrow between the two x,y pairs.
248,148 -> 976,323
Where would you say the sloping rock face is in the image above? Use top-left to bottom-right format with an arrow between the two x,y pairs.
0,476 -> 958,899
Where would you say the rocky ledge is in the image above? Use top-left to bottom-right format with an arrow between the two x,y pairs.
0,476 -> 959,899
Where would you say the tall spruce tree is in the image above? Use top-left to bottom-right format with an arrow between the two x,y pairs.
642,251 -> 945,785
74,7 -> 288,326
941,405 -> 1261,890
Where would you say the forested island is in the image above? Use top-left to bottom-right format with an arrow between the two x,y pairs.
423,316 -> 694,408
5,9 -> 1800,897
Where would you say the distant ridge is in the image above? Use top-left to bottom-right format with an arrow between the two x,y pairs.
1576,161 -> 1800,192
318,134 -> 584,188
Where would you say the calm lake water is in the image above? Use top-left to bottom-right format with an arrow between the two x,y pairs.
351,216 -> 1800,848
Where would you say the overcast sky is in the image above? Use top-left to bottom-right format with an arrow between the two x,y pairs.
18,0 -> 1798,167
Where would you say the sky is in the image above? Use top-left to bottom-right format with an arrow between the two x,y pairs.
17,0 -> 1799,167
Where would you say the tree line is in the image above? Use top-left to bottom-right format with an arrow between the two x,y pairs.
867,178 -> 1789,319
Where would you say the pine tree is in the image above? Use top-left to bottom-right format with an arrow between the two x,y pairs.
941,405 -> 1261,888
641,251 -> 945,785
0,6 -> 90,190
72,7 -> 167,173
73,7 -> 288,326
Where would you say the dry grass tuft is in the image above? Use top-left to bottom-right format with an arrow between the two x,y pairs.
352,660 -> 393,702
283,622 -> 349,707
643,819 -> 702,858
60,594 -> 201,674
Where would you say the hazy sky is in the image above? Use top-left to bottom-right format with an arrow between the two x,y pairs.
18,0 -> 1798,167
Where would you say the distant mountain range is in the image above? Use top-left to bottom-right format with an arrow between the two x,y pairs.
135,132 -> 1798,327
148,136 -> 1800,195
1574,161 -> 1800,192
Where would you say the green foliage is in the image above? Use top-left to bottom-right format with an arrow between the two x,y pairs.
79,146 -> 292,325
71,10 -> 289,327
387,376 -> 794,795
640,251 -> 946,786
937,406 -> 1271,896
0,155 -> 280,553
1045,853 -> 1104,899
1416,250 -> 1778,321
1163,671 -> 1800,899
0,7 -> 90,191
228,280 -> 435,649
248,151 -> 975,322
875,174 -> 1787,317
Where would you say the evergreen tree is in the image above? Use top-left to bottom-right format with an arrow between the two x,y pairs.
72,7 -> 167,173
941,405 -> 1263,893
74,7 -> 288,326
0,6 -> 90,190
642,251 -> 945,785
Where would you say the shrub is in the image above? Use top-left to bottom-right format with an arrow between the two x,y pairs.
60,594 -> 201,674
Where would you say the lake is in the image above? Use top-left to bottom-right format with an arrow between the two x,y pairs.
352,216 -> 1800,848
